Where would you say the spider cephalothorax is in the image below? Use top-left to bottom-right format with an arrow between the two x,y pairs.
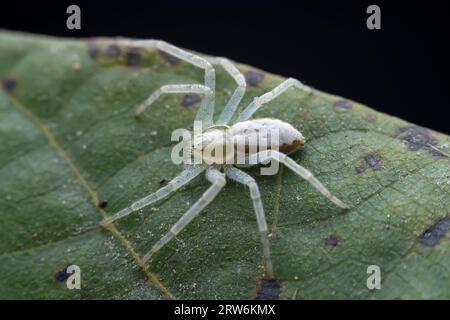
101,40 -> 347,279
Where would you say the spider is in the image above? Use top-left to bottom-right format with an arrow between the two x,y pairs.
100,40 -> 348,279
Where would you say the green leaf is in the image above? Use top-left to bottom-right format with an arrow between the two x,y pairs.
0,31 -> 449,299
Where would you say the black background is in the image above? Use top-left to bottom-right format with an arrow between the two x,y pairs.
1,0 -> 449,134
0,299 -> 435,319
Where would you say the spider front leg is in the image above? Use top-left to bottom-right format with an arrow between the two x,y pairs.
251,150 -> 348,209
206,57 -> 246,125
140,167 -> 226,266
224,166 -> 274,279
100,165 -> 205,227
236,78 -> 312,122
135,84 -> 214,116
119,39 -> 216,127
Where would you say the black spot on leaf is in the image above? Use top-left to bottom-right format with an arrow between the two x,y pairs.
98,201 -> 108,209
397,126 -> 446,157
159,179 -> 168,187
324,235 -> 340,246
364,153 -> 383,170
420,216 -> 450,247
159,50 -> 180,65
55,264 -> 72,282
88,42 -> 101,59
181,94 -> 201,108
126,48 -> 141,66
246,70 -> 265,86
334,99 -> 353,110
105,44 -> 121,58
255,279 -> 281,300
355,166 -> 366,174
355,153 -> 383,174
2,78 -> 17,92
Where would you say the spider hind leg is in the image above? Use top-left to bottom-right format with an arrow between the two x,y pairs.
252,150 -> 348,209
225,166 -> 274,279
100,166 -> 204,227
140,167 -> 226,265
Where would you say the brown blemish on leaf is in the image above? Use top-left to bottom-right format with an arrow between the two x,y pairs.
324,235 -> 340,246
255,279 -> 281,300
181,94 -> 201,108
246,70 -> 265,87
71,63 -> 81,72
105,43 -> 121,58
397,126 -> 446,157
159,50 -> 180,65
126,48 -> 141,66
334,99 -> 352,110
1,78 -> 17,92
420,216 -> 450,247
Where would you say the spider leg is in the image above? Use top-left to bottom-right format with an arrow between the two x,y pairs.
224,166 -> 274,279
251,150 -> 348,209
119,39 -> 216,127
100,165 -> 205,227
135,84 -> 213,116
140,167 -> 226,265
206,57 -> 246,125
236,78 -> 311,122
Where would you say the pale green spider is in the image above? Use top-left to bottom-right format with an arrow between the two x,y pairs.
101,40 -> 347,279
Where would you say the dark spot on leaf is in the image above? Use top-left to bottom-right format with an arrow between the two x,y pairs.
159,179 -> 167,187
420,216 -> 450,247
159,50 -> 180,65
55,264 -> 72,282
2,78 -> 17,92
324,235 -> 340,246
255,279 -> 281,300
98,201 -> 108,209
181,94 -> 201,108
105,44 -> 121,58
246,70 -> 265,87
355,166 -> 366,174
88,42 -> 101,59
397,126 -> 446,157
355,153 -> 383,174
364,153 -> 383,170
334,99 -> 352,110
126,48 -> 141,66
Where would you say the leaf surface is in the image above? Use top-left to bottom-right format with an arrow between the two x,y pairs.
0,31 -> 449,299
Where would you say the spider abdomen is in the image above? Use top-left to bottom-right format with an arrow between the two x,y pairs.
194,118 -> 305,164
231,118 -> 305,155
